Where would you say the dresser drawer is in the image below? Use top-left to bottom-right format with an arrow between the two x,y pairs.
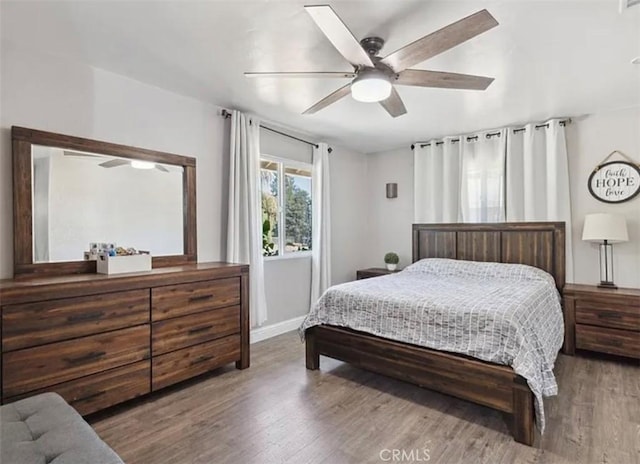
152,278 -> 240,321
576,324 -> 640,359
152,306 -> 240,355
152,335 -> 240,390
2,289 -> 150,351
2,325 -> 150,397
6,361 -> 150,416
576,300 -> 640,331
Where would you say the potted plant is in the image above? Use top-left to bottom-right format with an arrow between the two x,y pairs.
384,252 -> 399,271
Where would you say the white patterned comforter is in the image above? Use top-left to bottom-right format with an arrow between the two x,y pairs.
299,258 -> 564,432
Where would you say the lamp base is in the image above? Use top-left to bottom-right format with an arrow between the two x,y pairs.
597,241 -> 617,290
598,281 -> 618,289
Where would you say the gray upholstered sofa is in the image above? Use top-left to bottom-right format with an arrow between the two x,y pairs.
0,392 -> 123,464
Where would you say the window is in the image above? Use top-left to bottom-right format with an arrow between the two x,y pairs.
260,157 -> 312,257
459,136 -> 506,223
463,168 -> 504,222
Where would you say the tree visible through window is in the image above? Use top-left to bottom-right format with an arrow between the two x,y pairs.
261,161 -> 279,256
261,159 -> 312,257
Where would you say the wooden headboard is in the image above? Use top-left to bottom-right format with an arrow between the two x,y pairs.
412,222 -> 566,291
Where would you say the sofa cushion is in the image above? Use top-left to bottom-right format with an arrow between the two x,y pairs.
1,392 -> 123,464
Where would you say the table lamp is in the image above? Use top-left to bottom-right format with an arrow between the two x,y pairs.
582,213 -> 628,288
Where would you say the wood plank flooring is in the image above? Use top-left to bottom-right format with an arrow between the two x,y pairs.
91,331 -> 639,464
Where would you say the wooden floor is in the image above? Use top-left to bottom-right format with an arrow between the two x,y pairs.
91,331 -> 639,464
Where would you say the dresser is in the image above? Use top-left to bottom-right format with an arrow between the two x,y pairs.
0,262 -> 249,415
563,284 -> 639,359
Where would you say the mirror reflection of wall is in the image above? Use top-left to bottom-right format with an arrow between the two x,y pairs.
32,145 -> 184,263
33,148 -> 52,262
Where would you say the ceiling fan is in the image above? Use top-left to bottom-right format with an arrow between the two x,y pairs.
64,150 -> 168,172
245,5 -> 498,117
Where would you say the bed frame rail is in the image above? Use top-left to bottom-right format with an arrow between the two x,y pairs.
306,326 -> 535,446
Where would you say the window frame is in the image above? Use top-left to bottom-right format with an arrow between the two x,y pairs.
260,154 -> 313,261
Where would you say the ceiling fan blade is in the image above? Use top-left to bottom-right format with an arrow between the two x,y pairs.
381,9 -> 498,72
244,71 -> 356,79
396,69 -> 494,90
155,164 -> 169,173
379,88 -> 407,118
99,159 -> 129,168
304,5 -> 373,68
303,83 -> 352,114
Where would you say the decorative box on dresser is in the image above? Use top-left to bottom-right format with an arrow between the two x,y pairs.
563,284 -> 639,359
0,263 -> 249,415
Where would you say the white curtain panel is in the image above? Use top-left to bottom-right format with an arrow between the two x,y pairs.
413,137 -> 461,223
310,142 -> 332,307
226,110 -> 268,327
506,119 -> 573,280
460,129 -> 507,223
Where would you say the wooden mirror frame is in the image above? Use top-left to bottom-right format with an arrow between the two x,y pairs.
12,126 -> 197,278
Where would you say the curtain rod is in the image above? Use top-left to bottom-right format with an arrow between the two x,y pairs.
221,109 -> 332,153
410,118 -> 572,150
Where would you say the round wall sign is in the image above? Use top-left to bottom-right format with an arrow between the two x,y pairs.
588,160 -> 640,203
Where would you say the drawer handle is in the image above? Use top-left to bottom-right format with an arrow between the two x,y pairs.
67,311 -> 105,323
188,325 -> 213,335
64,351 -> 106,365
72,390 -> 106,404
600,313 -> 622,319
189,355 -> 214,366
189,294 -> 214,303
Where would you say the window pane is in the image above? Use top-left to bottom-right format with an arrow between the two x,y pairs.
461,160 -> 504,223
485,171 -> 504,222
260,161 -> 279,256
284,167 -> 312,252
466,174 -> 482,223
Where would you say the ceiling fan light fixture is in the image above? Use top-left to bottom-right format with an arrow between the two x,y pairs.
351,71 -> 392,103
131,160 -> 156,170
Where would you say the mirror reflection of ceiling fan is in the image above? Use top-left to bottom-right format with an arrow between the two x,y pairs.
245,5 -> 498,117
63,150 -> 169,172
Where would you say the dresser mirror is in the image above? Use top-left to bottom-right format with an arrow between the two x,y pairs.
12,127 -> 197,277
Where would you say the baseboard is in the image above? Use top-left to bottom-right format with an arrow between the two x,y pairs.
250,315 -> 306,344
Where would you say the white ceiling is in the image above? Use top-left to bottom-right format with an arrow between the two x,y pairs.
2,0 -> 639,153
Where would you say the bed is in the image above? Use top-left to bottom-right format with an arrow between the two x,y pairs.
302,222 -> 566,446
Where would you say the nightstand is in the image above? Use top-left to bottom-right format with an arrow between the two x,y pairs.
356,267 -> 398,280
563,284 -> 640,359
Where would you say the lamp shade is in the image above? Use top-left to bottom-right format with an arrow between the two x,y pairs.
351,70 -> 392,103
582,213 -> 629,243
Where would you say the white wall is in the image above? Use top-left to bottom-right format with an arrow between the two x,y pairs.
330,145 -> 369,284
0,44 -> 228,278
261,127 -> 313,164
366,147 -> 414,269
32,153 -> 51,262
566,107 -> 640,288
365,107 -> 640,288
263,257 -> 312,325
